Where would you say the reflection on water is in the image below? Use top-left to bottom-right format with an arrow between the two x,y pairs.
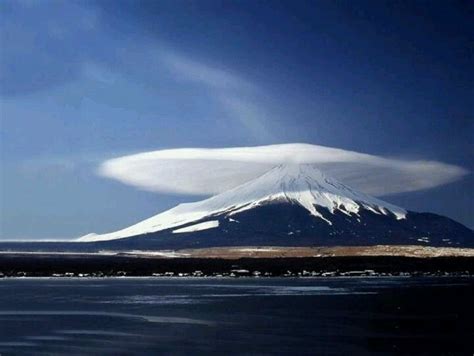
0,277 -> 472,354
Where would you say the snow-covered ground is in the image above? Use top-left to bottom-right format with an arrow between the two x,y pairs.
172,221 -> 219,234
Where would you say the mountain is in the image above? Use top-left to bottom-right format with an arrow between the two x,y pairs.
78,164 -> 473,249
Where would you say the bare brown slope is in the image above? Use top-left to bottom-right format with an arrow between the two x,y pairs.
137,245 -> 474,259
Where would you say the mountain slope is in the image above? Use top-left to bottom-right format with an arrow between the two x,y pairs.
80,164 -> 407,242
78,164 -> 473,249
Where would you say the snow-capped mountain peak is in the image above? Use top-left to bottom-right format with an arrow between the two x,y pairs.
79,164 -> 406,242
228,163 -> 407,222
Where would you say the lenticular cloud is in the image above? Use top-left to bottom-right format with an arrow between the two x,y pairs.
98,143 -> 468,197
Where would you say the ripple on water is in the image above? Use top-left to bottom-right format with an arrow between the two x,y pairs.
0,310 -> 215,325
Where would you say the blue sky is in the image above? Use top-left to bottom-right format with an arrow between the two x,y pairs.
0,0 -> 472,240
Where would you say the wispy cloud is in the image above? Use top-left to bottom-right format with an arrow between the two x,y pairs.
97,143 -> 469,197
1,0 -> 274,139
159,50 -> 253,91
157,48 -> 275,140
218,95 -> 273,141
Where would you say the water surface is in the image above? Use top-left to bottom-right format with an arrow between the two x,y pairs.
0,277 -> 472,355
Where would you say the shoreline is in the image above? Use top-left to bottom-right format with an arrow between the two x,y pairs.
1,273 -> 473,279
1,253 -> 473,278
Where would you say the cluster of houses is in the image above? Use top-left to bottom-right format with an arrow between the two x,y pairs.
0,269 -> 470,278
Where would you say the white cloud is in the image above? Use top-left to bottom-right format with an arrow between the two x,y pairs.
97,143 -> 469,197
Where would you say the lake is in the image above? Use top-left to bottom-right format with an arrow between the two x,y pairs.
0,277 -> 472,355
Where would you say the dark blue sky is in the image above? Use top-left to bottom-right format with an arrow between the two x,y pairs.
1,0 -> 472,239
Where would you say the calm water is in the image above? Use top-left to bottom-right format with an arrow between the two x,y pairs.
0,277 -> 472,355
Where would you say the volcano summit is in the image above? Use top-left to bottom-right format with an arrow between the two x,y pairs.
79,164 -> 473,250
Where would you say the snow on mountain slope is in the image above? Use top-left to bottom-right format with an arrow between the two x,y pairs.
79,164 -> 406,242
172,220 -> 220,234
